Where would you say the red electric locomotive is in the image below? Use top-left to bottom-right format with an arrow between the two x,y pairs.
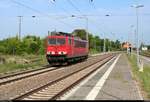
46,31 -> 88,65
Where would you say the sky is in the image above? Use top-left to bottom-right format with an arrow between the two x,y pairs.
0,0 -> 150,45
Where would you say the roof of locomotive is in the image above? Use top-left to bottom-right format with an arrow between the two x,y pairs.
50,31 -> 73,37
47,31 -> 87,42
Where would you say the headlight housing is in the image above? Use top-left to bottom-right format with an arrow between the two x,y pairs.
58,51 -> 67,55
47,51 -> 51,55
63,51 -> 67,54
47,51 -> 55,55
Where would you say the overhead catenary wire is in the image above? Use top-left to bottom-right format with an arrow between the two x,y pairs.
11,0 -> 47,16
70,2 -> 106,37
49,0 -> 82,29
66,0 -> 91,30
65,0 -> 108,37
67,0 -> 83,15
49,0 -> 73,16
11,0 -> 75,29
88,0 -> 116,40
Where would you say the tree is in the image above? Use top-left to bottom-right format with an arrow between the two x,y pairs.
147,45 -> 150,50
5,37 -> 20,55
0,31 -> 122,55
115,40 -> 121,50
29,42 -> 39,54
22,35 -> 41,54
72,29 -> 87,40
94,36 -> 101,51
104,39 -> 109,51
39,38 -> 46,55
88,33 -> 94,49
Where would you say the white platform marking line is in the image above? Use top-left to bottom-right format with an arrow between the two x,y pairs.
85,54 -> 121,100
60,56 -> 116,100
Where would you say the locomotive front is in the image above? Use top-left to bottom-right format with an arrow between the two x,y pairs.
46,35 -> 68,64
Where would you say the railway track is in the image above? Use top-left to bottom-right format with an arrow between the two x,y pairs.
0,66 -> 57,86
0,64 -> 51,79
0,54 -> 106,86
13,54 -> 115,100
0,53 -> 115,100
0,53 -> 112,78
140,52 -> 150,58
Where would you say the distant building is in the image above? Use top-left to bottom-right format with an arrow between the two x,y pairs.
142,47 -> 148,51
122,42 -> 132,49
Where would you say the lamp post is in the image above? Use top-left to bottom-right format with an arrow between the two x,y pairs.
110,32 -> 115,52
104,14 -> 110,53
18,16 -> 23,40
17,16 -> 36,40
130,25 -> 135,54
111,32 -> 116,50
71,15 -> 89,51
103,35 -> 106,53
31,16 -> 36,35
127,30 -> 129,54
32,16 -> 36,18
120,36 -> 123,51
131,4 -> 144,68
109,39 -> 111,52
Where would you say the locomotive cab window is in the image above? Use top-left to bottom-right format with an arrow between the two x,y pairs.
48,38 -> 66,45
57,38 -> 65,45
48,38 -> 56,45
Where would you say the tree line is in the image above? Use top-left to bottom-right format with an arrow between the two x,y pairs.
0,29 -> 122,55
73,29 -> 122,53
0,35 -> 45,55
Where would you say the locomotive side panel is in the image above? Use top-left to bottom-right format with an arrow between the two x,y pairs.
72,39 -> 88,58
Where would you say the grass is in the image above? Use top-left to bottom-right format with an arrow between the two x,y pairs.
127,54 -> 150,99
89,49 -> 101,54
0,51 -> 100,74
0,54 -> 48,75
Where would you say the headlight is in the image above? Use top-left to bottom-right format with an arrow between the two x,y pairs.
63,51 -> 67,54
47,52 -> 50,55
58,51 -> 62,54
51,51 -> 55,54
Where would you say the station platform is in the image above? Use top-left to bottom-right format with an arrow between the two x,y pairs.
60,54 -> 143,100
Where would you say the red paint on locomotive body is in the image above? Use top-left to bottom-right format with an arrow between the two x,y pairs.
46,32 -> 88,64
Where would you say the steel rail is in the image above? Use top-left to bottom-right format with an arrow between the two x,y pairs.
13,54 -> 115,100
